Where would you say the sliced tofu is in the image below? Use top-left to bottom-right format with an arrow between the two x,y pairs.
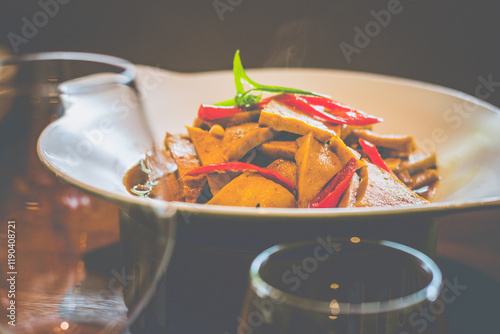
206,172 -> 241,195
240,149 -> 257,164
266,159 -> 298,188
195,110 -> 261,129
186,126 -> 228,195
382,148 -> 412,158
408,169 -> 440,190
186,126 -> 226,165
328,135 -> 364,169
258,141 -> 298,160
259,100 -> 340,142
207,172 -> 297,208
384,158 -> 402,172
165,134 -> 206,203
399,151 -> 437,175
143,149 -> 177,182
355,162 -> 429,207
165,134 -> 200,174
338,172 -> 360,208
353,129 -> 415,153
147,148 -> 182,201
150,172 -> 183,201
128,147 -> 182,201
340,124 -> 373,140
416,180 -> 439,201
295,133 -> 342,208
222,122 -> 275,161
397,169 -> 412,186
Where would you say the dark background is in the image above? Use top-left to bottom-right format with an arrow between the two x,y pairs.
1,0 -> 500,106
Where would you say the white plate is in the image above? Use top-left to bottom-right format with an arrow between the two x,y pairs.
38,66 -> 500,218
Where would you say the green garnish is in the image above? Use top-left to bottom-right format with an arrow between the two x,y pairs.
131,185 -> 150,197
132,157 -> 161,198
140,159 -> 151,174
215,50 -> 329,108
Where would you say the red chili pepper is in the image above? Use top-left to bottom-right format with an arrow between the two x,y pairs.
198,105 -> 243,121
256,96 -> 274,108
308,158 -> 358,208
180,162 -> 295,192
274,94 -> 340,123
197,97 -> 274,121
275,94 -> 382,126
297,95 -> 383,125
358,138 -> 393,174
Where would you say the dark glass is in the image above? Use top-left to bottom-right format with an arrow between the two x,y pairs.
240,238 -> 447,334
0,53 -> 175,334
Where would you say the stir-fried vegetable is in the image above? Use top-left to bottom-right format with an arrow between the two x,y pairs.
124,51 -> 439,208
308,158 -> 358,208
180,162 -> 295,193
275,94 -> 382,126
358,138 -> 393,174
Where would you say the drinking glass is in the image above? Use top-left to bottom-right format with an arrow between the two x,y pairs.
0,52 -> 176,333
240,237 -> 446,334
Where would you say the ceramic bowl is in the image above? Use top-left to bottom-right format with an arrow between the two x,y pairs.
37,65 -> 500,254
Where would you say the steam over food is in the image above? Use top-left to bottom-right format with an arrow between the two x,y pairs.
124,52 -> 439,208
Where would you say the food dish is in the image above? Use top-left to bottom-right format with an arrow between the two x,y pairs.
37,64 -> 500,218
35,62 -> 500,334
124,54 -> 439,209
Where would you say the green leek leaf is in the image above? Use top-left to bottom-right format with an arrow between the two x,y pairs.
216,50 -> 329,108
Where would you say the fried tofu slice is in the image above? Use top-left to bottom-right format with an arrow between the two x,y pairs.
408,169 -> 440,190
338,172 -> 360,208
207,172 -> 297,208
194,110 -> 261,129
266,159 -> 298,188
295,133 -> 343,208
395,151 -> 439,191
186,126 -> 226,164
259,100 -> 340,142
258,141 -> 298,160
186,126 -> 229,195
165,134 -> 200,173
398,151 -> 437,175
165,134 -> 206,203
353,129 -> 415,153
222,123 -> 275,161
328,135 -> 365,170
147,147 -> 183,201
240,149 -> 257,164
149,172 -> 183,201
205,171 -> 241,195
340,124 -> 373,140
355,162 -> 429,207
384,158 -> 402,172
143,149 -> 177,182
416,180 -> 439,201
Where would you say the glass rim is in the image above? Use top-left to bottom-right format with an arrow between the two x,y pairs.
0,51 -> 136,88
249,237 -> 443,315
